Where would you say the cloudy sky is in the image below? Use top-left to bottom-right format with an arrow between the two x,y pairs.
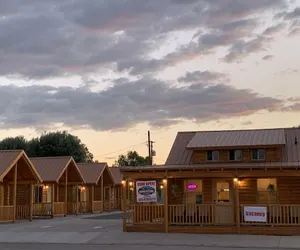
0,0 -> 300,164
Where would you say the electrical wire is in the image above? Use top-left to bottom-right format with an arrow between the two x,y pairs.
95,142 -> 147,157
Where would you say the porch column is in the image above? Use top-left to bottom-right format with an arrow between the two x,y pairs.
101,175 -> 104,212
109,186 -> 111,213
234,179 -> 240,234
90,185 -> 94,213
76,185 -> 79,216
64,168 -> 68,216
29,182 -> 33,221
163,178 -> 168,233
12,163 -> 17,223
51,184 -> 55,218
122,180 -> 126,232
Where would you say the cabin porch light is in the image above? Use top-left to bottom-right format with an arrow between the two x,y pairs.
121,180 -> 126,185
80,186 -> 86,191
163,178 -> 167,184
160,184 -> 164,190
43,185 -> 49,190
234,178 -> 238,182
129,181 -> 133,187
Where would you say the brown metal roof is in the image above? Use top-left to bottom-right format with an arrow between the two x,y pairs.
165,127 -> 300,165
30,156 -> 83,183
108,167 -> 122,185
186,128 -> 285,148
77,162 -> 107,184
0,150 -> 42,182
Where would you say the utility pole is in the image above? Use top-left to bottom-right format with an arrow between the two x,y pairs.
147,131 -> 154,165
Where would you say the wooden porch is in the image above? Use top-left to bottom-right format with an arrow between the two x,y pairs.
0,150 -> 42,222
121,166 -> 300,235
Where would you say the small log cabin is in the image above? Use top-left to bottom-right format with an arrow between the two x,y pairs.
120,127 -> 300,235
77,163 -> 120,213
30,156 -> 85,217
0,150 -> 42,222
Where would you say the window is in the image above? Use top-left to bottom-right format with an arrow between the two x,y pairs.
251,149 -> 265,160
229,150 -> 242,161
184,180 -> 203,204
216,181 -> 230,202
257,178 -> 278,204
34,186 -> 43,203
207,150 -> 219,161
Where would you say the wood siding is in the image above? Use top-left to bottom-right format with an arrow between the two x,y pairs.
278,177 -> 300,204
192,147 -> 282,164
239,179 -> 257,204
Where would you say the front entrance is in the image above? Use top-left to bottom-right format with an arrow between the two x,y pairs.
212,179 -> 234,225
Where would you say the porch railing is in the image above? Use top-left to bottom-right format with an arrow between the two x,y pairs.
0,206 -> 14,222
168,204 -> 214,225
93,201 -> 103,212
78,201 -> 90,213
127,204 -> 164,224
16,205 -> 29,219
53,202 -> 65,216
240,204 -> 300,226
33,203 -> 52,217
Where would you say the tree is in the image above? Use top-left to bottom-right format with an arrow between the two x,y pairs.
0,131 -> 94,163
114,150 -> 149,167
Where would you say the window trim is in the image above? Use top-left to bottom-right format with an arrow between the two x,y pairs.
228,149 -> 243,161
206,150 -> 219,161
251,148 -> 265,161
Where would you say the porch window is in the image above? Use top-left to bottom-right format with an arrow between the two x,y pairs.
184,180 -> 203,204
257,178 -> 278,204
251,149 -> 265,160
207,150 -> 219,161
229,150 -> 242,161
34,186 -> 43,203
216,182 -> 230,202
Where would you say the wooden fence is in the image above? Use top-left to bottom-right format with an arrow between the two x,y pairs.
0,206 -> 14,222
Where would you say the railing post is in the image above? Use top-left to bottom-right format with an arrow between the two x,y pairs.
163,177 -> 168,233
13,163 -> 17,223
29,183 -> 33,221
234,180 -> 240,234
122,180 -> 127,232
51,184 -> 55,218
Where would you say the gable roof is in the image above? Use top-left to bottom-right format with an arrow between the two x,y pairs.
0,150 -> 42,182
77,162 -> 107,184
166,127 -> 300,165
108,167 -> 122,185
186,128 -> 285,149
30,156 -> 84,183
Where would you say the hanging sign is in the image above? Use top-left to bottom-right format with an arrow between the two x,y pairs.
244,206 -> 267,222
136,180 -> 157,203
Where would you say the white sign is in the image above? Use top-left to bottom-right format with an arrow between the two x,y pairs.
136,180 -> 157,203
244,206 -> 267,222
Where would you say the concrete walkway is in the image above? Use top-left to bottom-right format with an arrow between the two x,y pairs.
0,213 -> 299,249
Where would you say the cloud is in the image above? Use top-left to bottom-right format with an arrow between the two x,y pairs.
0,77 -> 285,131
0,0 -> 292,79
262,55 -> 274,60
178,70 -> 228,83
241,121 -> 253,126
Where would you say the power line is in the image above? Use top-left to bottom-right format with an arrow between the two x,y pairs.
95,142 -> 147,157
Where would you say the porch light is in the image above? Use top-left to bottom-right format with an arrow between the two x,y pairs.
160,185 -> 164,190
129,181 -> 133,186
80,186 -> 86,191
238,181 -> 241,185
234,178 -> 238,182
43,185 -> 49,190
163,179 -> 167,184
121,180 -> 126,185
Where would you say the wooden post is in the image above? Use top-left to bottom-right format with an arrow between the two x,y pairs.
109,186 -> 111,213
101,175 -> 104,212
122,181 -> 126,232
76,185 -> 79,216
29,183 -> 33,221
164,178 -> 168,233
64,168 -> 68,216
91,185 -> 94,213
234,180 -> 240,234
12,163 -> 17,223
51,184 -> 55,218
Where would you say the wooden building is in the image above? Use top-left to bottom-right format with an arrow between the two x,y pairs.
30,156 -> 85,217
108,167 -> 122,210
0,150 -> 42,222
120,127 -> 300,235
77,163 -> 120,212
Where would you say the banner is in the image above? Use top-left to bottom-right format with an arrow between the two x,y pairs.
244,206 -> 267,222
136,180 -> 157,203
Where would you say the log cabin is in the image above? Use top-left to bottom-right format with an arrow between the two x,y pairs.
120,127 -> 300,235
77,163 -> 120,213
30,156 -> 85,217
0,150 -> 42,222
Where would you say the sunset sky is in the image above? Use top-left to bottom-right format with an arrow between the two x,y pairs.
0,0 -> 299,165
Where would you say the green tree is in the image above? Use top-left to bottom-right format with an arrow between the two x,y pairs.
114,150 -> 149,167
0,131 -> 94,163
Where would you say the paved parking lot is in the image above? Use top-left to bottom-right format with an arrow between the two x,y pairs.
0,212 -> 300,249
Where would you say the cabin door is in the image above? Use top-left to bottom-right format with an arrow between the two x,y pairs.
212,179 -> 234,225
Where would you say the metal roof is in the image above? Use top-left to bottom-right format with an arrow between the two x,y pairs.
0,150 -> 42,182
186,128 -> 285,148
30,156 -> 84,183
77,162 -> 107,184
108,167 -> 122,185
165,127 -> 300,165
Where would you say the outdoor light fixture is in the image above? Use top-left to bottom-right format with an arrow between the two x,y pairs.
121,180 -> 126,185
160,185 -> 164,190
129,181 -> 133,186
80,186 -> 86,191
43,185 -> 49,190
163,178 -> 167,184
238,181 -> 241,185
234,178 -> 238,182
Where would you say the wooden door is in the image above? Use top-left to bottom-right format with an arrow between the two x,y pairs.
212,179 -> 234,225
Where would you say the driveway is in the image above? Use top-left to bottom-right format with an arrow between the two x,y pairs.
0,212 -> 299,249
